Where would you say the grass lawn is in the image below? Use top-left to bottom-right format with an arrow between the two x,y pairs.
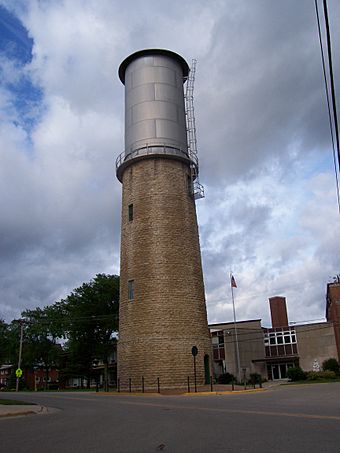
0,399 -> 36,405
285,377 -> 340,385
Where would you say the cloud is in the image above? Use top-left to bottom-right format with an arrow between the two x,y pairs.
196,0 -> 337,185
202,169 -> 340,326
0,0 -> 339,327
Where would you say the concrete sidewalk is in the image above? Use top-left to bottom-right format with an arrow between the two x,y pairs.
0,404 -> 46,418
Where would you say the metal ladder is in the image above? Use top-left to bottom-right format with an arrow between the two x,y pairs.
185,59 -> 205,200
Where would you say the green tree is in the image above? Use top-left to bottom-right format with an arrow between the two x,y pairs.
54,274 -> 119,390
2,320 -> 30,389
21,308 -> 62,389
4,320 -> 25,365
0,319 -> 9,364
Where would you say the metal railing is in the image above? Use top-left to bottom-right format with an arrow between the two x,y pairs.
116,144 -> 198,173
115,376 -> 263,393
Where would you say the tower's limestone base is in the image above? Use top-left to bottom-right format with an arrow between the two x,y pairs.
118,158 -> 212,389
118,337 -> 212,390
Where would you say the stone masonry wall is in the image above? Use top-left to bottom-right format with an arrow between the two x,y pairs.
118,157 -> 212,389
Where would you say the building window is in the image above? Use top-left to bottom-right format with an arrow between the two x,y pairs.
128,280 -> 135,300
128,204 -> 133,222
212,336 -> 219,345
264,329 -> 297,346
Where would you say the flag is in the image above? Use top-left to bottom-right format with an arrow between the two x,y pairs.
231,275 -> 237,288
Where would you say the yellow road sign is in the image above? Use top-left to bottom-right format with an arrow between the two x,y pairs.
15,368 -> 23,378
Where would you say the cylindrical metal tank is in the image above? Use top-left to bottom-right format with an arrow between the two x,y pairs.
119,49 -> 188,154
116,49 -> 212,390
116,50 -> 195,182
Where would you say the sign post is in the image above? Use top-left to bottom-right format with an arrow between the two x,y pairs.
191,346 -> 198,393
16,321 -> 24,392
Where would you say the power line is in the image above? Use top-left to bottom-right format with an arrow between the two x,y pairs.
220,319 -> 340,346
18,313 -> 340,337
315,0 -> 340,212
322,0 -> 340,172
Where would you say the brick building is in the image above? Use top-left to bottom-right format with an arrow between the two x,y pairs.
0,364 -> 13,388
211,320 -> 266,379
326,280 -> 340,359
210,291 -> 339,381
24,366 -> 59,390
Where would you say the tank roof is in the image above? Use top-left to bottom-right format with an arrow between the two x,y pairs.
118,48 -> 190,84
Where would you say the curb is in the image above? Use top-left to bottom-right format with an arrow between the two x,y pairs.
183,388 -> 266,396
0,405 -> 46,418
98,392 -> 162,397
95,388 -> 266,397
0,410 -> 36,418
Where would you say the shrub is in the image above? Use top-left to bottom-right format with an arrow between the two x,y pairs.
217,373 -> 235,384
306,371 -> 320,381
319,370 -> 337,379
249,373 -> 262,385
306,370 -> 337,381
287,366 -> 306,381
322,358 -> 340,374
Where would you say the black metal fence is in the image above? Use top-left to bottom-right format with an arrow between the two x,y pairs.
115,376 -> 263,393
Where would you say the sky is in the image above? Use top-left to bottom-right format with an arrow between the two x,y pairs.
0,0 -> 339,327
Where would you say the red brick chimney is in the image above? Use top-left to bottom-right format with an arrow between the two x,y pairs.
269,296 -> 289,328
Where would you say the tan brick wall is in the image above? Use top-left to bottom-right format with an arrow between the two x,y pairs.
296,323 -> 338,371
118,157 -> 212,389
212,320 -> 266,379
327,284 -> 340,360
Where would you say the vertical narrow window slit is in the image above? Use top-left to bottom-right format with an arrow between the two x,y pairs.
128,203 -> 133,221
128,280 -> 135,300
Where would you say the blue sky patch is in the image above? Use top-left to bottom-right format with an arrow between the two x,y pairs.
0,5 -> 33,64
0,5 -> 43,135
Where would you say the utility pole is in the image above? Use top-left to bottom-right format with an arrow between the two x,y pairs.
15,320 -> 24,392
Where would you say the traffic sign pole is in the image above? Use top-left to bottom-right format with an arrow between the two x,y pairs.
191,346 -> 198,393
16,321 -> 24,392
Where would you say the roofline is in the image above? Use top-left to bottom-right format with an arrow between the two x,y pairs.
208,319 -> 262,327
118,48 -> 190,84
262,320 -> 329,329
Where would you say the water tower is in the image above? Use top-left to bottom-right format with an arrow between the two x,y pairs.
116,49 -> 211,389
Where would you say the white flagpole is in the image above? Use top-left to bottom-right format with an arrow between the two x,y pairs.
230,272 -> 241,383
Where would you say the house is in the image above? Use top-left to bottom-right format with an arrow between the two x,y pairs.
63,350 -> 117,389
24,366 -> 59,390
0,364 -> 13,388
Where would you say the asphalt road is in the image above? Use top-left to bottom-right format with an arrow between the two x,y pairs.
1,383 -> 340,453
